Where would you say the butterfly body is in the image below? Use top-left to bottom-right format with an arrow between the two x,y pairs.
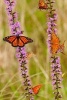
50,32 -> 64,54
3,35 -> 33,47
39,0 -> 48,10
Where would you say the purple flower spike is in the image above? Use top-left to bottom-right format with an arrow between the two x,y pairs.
4,0 -> 34,100
46,0 -> 62,99
16,47 -> 34,99
51,56 -> 62,99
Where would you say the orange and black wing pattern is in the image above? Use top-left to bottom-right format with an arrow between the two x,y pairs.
39,0 -> 48,10
50,32 -> 60,54
3,35 -> 33,47
32,84 -> 42,95
3,35 -> 16,46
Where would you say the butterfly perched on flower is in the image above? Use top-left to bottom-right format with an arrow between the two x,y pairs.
50,32 -> 64,54
32,84 -> 42,95
3,35 -> 33,47
39,0 -> 48,10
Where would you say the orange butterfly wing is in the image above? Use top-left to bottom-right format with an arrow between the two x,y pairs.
3,35 -> 33,47
12,38 -> 18,47
3,36 -> 16,43
12,36 -> 33,47
20,36 -> 33,44
39,0 -> 47,9
32,84 -> 42,95
12,38 -> 24,47
51,33 -> 60,43
3,36 -> 19,47
51,33 -> 60,54
18,38 -> 24,47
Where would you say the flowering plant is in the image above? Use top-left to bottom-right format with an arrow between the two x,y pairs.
4,0 -> 34,99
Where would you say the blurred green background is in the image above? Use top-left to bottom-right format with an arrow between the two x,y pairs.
0,0 -> 67,100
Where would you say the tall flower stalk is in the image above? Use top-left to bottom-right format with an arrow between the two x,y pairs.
46,0 -> 62,99
51,56 -> 62,99
4,0 -> 34,100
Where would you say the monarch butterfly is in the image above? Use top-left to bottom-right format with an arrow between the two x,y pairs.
32,84 -> 42,95
3,35 -> 33,47
50,32 -> 64,54
39,0 -> 48,10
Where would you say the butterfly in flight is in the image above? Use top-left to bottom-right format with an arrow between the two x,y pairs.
50,32 -> 64,54
32,84 -> 42,95
39,0 -> 48,10
3,35 -> 33,47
